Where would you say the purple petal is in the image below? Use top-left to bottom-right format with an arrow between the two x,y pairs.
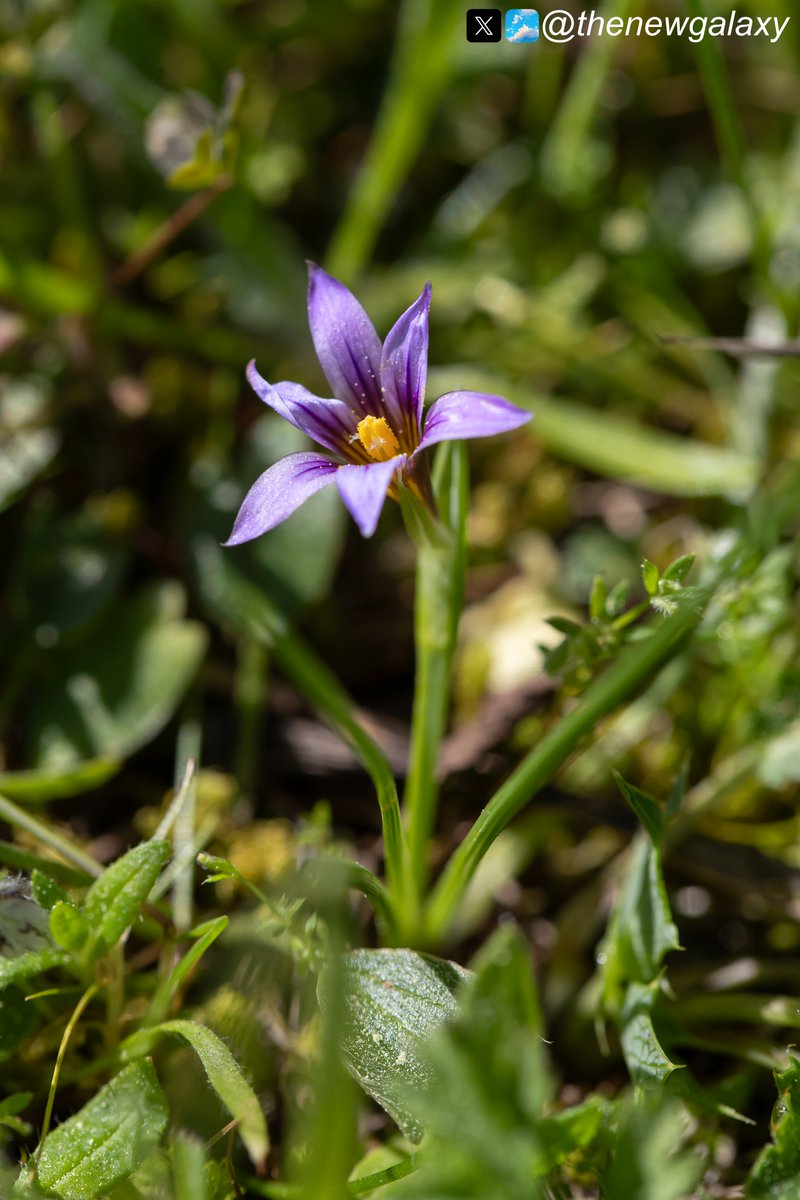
307,264 -> 382,416
416,391 -> 532,453
247,361 -> 356,457
380,282 -> 431,447
224,451 -> 338,546
335,456 -> 405,538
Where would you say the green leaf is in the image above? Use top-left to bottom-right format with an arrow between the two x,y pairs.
589,574 -> 607,620
82,840 -> 170,962
49,901 -> 89,955
31,870 -> 69,911
0,842 -> 92,887
389,926 -> 580,1198
642,559 -> 660,596
662,554 -> 695,584
613,771 -> 666,845
600,1092 -> 704,1200
0,759 -> 120,805
28,1061 -> 168,1200
324,948 -> 470,1142
0,947 -> 68,993
597,834 -> 680,1018
29,583 -> 207,770
121,1019 -> 268,1170
620,984 -> 682,1088
746,1055 -> 800,1198
0,1092 -> 33,1136
146,916 -> 229,1026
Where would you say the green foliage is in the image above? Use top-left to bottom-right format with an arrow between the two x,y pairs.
329,948 -> 470,1142
122,1019 -> 268,1170
746,1057 -> 800,1199
81,840 -> 170,964
29,584 -> 207,771
598,774 -> 680,1015
597,1093 -> 704,1200
16,1062 -> 168,1200
390,927 -> 600,1198
3,0 -> 800,1192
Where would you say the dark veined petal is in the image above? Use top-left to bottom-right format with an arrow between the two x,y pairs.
247,361 -> 357,457
380,281 -> 431,447
335,456 -> 405,538
415,390 -> 532,453
224,451 -> 338,546
307,264 -> 383,416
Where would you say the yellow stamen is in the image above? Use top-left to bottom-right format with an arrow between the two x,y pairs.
356,415 -> 400,462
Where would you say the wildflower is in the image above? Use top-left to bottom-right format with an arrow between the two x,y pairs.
225,265 -> 531,542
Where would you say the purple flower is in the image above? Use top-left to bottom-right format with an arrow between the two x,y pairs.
225,265 -> 532,542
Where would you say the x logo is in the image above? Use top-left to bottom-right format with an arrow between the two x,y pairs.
467,9 -> 501,41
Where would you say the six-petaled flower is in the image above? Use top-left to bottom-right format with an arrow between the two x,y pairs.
225,265 -> 532,543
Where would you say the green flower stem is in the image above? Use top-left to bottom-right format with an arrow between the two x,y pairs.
403,444 -> 468,898
424,592 -> 715,943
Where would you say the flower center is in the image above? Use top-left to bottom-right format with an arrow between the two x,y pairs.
356,415 -> 400,462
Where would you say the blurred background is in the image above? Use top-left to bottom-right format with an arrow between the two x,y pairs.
2,0 -> 800,1158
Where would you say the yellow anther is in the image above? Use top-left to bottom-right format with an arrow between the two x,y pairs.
356,415 -> 400,462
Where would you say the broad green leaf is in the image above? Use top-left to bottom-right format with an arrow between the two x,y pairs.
122,1019 -> 268,1170
324,948 -> 470,1142
0,759 -> 120,805
620,984 -> 682,1088
29,583 -> 207,770
389,926 -> 581,1198
26,1061 -> 168,1200
746,1056 -> 800,1198
49,902 -> 89,955
82,840 -> 170,962
0,947 -> 68,992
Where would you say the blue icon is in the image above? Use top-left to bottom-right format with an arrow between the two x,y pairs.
505,9 -> 539,42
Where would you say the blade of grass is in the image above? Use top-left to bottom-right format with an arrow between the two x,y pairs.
326,0 -> 464,280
